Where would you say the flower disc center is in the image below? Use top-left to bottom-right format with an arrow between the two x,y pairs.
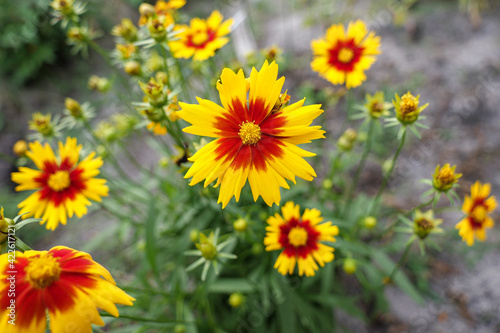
238,121 -> 261,145
288,227 -> 308,247
191,32 -> 209,46
471,205 -> 487,222
400,95 -> 418,114
26,253 -> 61,289
338,47 -> 355,64
48,170 -> 71,192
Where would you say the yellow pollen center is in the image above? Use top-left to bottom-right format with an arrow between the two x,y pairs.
191,32 -> 209,46
471,205 -> 487,222
238,121 -> 261,145
25,253 -> 62,289
47,170 -> 71,192
400,96 -> 418,114
288,227 -> 308,247
338,47 -> 354,63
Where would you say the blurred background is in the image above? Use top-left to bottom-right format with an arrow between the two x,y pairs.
0,0 -> 499,331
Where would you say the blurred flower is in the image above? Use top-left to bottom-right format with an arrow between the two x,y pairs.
185,229 -> 237,281
363,216 -> 377,229
88,75 -> 111,92
66,25 -> 102,56
228,293 -> 245,308
169,10 -> 233,61
138,0 -> 185,26
456,181 -> 497,246
264,202 -> 339,277
343,258 -> 357,275
50,0 -> 86,27
311,20 -> 381,89
111,18 -> 138,42
11,138 -> 109,230
13,140 -> 28,157
433,164 -> 462,192
337,128 -> 357,152
233,218 -> 247,232
0,246 -> 134,332
262,45 -> 284,63
413,210 -> 443,240
177,61 -> 325,208
29,112 -> 63,141
62,97 -> 95,129
364,91 -> 392,118
124,60 -> 142,76
115,43 -> 138,60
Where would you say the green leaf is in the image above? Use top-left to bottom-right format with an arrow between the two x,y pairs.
307,294 -> 365,320
208,278 -> 255,293
15,217 -> 42,230
145,201 -> 160,285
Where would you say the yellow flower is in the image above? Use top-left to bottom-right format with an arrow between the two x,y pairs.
364,91 -> 392,118
456,181 -> 497,246
138,0 -> 185,26
264,202 -> 338,277
11,138 -> 109,230
116,43 -> 137,60
29,112 -> 54,137
413,210 -> 443,240
393,92 -> 428,125
169,10 -> 233,61
177,61 -> 325,208
311,20 -> 381,89
111,18 -> 138,42
432,164 -> 462,192
13,140 -> 28,157
0,246 -> 134,332
147,121 -> 168,135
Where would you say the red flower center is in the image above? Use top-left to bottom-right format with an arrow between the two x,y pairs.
328,39 -> 364,72
186,28 -> 216,49
279,218 -> 320,258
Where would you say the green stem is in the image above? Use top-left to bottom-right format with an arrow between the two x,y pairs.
344,118 -> 375,218
368,127 -> 407,215
385,241 -> 412,284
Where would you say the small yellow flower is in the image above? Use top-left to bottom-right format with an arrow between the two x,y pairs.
116,43 -> 137,60
139,78 -> 167,106
138,0 -> 185,26
393,92 -> 428,125
29,113 -> 54,137
363,216 -> 377,229
88,75 -> 111,92
456,181 -> 497,246
264,202 -> 339,277
343,258 -> 357,275
124,60 -> 142,76
337,128 -> 357,151
64,97 -> 82,117
111,18 -> 138,42
169,10 -> 233,61
364,91 -> 392,118
233,218 -> 247,232
432,164 -> 462,192
228,293 -> 245,308
413,210 -> 443,240
147,15 -> 173,41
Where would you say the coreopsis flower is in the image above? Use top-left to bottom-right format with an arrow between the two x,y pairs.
28,112 -> 63,141
12,140 -> 28,157
169,10 -> 233,61
456,181 -> 497,246
311,20 -> 381,89
50,0 -> 86,27
413,210 -> 443,240
0,246 -> 134,332
177,61 -> 325,208
138,0 -> 185,26
363,91 -> 393,118
62,97 -> 95,128
392,92 -> 429,125
111,18 -> 138,42
11,138 -> 109,230
433,164 -> 462,192
264,202 -> 339,276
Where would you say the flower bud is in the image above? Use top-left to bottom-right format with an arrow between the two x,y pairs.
29,113 -> 54,137
343,258 -> 357,275
228,293 -> 245,308
139,3 -> 156,17
322,179 -> 333,190
337,128 -> 357,151
124,61 -> 141,76
13,140 -> 28,157
189,229 -> 199,243
65,97 -> 82,118
233,218 -> 247,232
363,216 -> 377,229
0,207 -> 15,245
393,92 -> 428,125
432,164 -> 461,192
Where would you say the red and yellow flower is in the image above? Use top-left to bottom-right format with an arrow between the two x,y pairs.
169,10 -> 233,61
177,61 -> 325,208
456,181 -> 497,246
0,246 -> 134,332
311,20 -> 380,89
11,138 -> 109,230
264,202 -> 339,276
138,0 -> 185,26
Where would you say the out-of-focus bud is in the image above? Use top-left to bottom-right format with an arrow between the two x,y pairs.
111,18 -> 138,42
189,229 -> 199,243
13,140 -> 28,157
228,293 -> 245,308
124,60 -> 142,76
65,97 -> 82,118
67,26 -> 86,42
139,3 -> 156,17
88,75 -> 111,92
29,113 -> 54,137
233,218 -> 247,232
343,258 -> 357,275
0,207 -> 15,245
196,233 -> 217,260
322,179 -> 333,190
337,128 -> 357,152
363,216 -> 377,230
